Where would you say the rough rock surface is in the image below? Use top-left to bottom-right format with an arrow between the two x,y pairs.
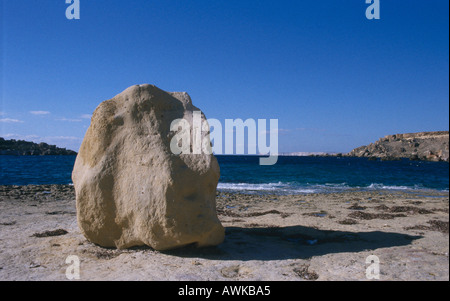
72,84 -> 224,250
347,131 -> 449,162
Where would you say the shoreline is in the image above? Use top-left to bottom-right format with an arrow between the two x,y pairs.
1,183 -> 448,196
0,185 -> 448,280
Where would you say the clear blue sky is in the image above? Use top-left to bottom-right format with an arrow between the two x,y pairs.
1,0 -> 449,153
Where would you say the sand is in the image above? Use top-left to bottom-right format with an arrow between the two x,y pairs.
0,185 -> 448,281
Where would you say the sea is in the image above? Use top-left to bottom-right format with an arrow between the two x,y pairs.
0,155 -> 448,194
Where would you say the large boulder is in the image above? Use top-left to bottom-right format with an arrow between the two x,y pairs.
72,84 -> 224,250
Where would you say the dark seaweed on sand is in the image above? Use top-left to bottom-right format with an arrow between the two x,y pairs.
31,229 -> 68,238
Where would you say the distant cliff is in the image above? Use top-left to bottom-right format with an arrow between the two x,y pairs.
347,131 -> 449,162
0,138 -> 77,156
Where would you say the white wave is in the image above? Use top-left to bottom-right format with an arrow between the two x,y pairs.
217,182 -> 287,191
217,182 -> 447,194
366,183 -> 411,190
364,183 -> 438,191
217,182 -> 349,194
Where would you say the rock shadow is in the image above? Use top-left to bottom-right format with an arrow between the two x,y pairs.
163,225 -> 421,261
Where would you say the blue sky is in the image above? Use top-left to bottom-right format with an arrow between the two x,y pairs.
1,0 -> 449,153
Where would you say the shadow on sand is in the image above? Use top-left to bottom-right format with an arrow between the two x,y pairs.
163,225 -> 421,261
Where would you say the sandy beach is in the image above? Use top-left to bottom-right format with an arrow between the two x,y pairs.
0,185 -> 448,281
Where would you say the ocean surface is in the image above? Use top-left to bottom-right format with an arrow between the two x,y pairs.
0,155 -> 448,194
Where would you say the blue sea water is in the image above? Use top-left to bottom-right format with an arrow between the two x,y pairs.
0,155 -> 448,194
216,156 -> 449,194
0,155 -> 77,186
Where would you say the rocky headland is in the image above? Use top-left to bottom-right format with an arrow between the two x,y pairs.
347,131 -> 449,162
0,138 -> 77,156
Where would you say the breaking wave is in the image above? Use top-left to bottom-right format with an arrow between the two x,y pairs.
217,182 -> 445,195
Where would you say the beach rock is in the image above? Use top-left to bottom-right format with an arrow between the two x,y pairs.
72,84 -> 224,250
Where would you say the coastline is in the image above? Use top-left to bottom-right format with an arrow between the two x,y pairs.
0,185 -> 448,281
